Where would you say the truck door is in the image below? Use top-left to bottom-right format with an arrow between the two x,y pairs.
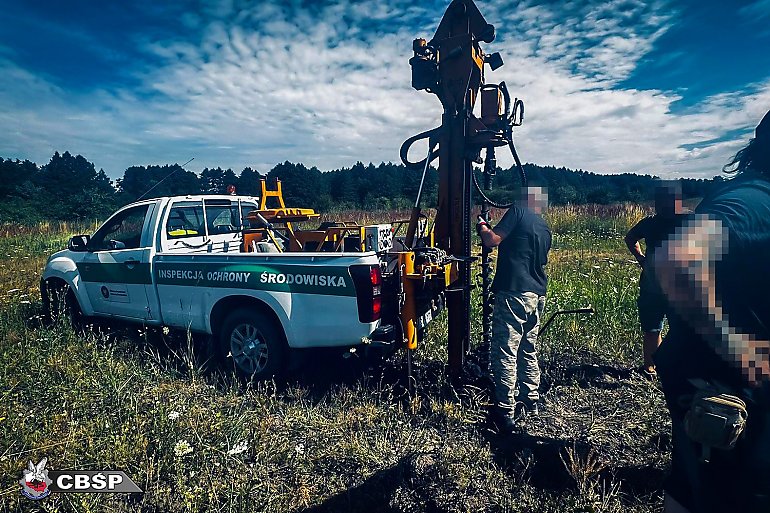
78,203 -> 155,320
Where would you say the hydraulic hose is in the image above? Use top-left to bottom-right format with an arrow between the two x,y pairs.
472,169 -> 512,209
472,138 -> 527,209
400,126 -> 442,170
508,137 -> 527,187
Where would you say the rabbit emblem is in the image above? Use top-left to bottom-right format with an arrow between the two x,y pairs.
19,457 -> 52,500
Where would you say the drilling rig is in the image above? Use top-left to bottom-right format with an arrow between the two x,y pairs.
399,0 -> 528,380
229,0 -> 593,385
234,0 -> 588,384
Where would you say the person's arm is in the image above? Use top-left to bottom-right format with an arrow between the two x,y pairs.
624,219 -> 647,267
651,215 -> 770,386
479,223 -> 506,248
479,208 -> 519,248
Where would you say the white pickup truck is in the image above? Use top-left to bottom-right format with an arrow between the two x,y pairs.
41,195 -> 390,379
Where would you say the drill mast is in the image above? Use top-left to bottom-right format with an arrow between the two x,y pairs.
400,0 -> 527,379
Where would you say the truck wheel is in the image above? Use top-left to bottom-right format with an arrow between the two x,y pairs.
43,281 -> 84,331
219,308 -> 285,380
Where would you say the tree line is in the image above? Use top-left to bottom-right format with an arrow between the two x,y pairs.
0,151 -> 720,223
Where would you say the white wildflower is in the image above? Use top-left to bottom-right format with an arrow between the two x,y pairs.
295,443 -> 305,455
168,411 -> 181,421
227,440 -> 249,456
174,439 -> 193,457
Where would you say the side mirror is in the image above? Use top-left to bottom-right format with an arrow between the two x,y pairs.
68,235 -> 90,252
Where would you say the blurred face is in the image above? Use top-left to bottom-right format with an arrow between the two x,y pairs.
655,192 -> 674,215
520,186 -> 548,213
654,180 -> 683,216
655,189 -> 682,217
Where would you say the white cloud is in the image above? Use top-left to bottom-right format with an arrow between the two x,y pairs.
0,0 -> 768,181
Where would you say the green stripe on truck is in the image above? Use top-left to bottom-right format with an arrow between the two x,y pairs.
76,262 -> 153,284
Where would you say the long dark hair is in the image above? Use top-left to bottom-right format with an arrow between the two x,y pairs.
724,113 -> 770,174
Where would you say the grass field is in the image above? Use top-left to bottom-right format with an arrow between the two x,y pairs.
0,204 -> 672,512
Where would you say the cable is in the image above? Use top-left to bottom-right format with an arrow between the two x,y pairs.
136,157 -> 195,201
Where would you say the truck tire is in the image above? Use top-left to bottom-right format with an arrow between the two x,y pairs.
43,280 -> 85,331
219,308 -> 285,380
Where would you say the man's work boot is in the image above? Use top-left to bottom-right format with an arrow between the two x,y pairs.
518,400 -> 541,418
490,407 -> 517,435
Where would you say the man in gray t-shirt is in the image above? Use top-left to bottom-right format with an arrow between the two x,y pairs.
478,187 -> 552,432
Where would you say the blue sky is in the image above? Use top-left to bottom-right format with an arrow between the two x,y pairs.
1,0 -> 769,179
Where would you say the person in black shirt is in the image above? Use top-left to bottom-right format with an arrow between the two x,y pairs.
651,110 -> 770,513
478,186 -> 552,432
625,181 -> 687,377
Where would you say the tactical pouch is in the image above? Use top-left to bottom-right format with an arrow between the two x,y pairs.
684,381 -> 748,463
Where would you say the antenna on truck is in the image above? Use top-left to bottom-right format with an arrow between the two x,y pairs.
136,157 -> 195,201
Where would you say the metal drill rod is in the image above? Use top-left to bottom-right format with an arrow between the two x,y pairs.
481,236 -> 492,347
481,146 -> 496,347
405,142 -> 437,248
539,307 -> 595,335
414,142 -> 436,208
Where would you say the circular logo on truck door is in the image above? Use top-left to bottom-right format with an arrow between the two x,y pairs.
100,286 -> 110,299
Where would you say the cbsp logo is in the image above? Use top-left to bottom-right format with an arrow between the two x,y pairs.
20,457 -> 142,500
